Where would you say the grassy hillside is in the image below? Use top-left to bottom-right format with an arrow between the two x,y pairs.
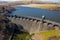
37,4 -> 60,11
12,32 -> 31,40
34,30 -> 60,40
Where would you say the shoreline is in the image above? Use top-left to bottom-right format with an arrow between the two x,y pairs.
16,4 -> 60,11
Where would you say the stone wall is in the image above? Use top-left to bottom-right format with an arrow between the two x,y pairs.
6,15 -> 60,33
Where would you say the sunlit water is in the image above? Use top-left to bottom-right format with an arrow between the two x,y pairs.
11,6 -> 60,23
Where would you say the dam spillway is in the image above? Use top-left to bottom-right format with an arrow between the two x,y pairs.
5,14 -> 60,33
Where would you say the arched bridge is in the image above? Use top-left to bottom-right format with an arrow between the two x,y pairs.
5,14 -> 60,33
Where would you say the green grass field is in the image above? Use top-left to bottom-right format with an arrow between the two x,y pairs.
37,30 -> 60,40
12,33 -> 32,40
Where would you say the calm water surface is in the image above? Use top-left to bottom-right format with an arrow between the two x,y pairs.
12,6 -> 60,23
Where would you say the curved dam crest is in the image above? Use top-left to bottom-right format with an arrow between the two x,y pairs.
6,14 -> 60,33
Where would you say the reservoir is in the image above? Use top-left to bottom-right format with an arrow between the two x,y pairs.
11,6 -> 60,23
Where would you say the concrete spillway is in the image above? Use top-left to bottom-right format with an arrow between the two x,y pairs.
5,14 -> 60,33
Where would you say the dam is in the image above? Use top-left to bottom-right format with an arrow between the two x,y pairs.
0,3 -> 60,40
5,14 -> 60,33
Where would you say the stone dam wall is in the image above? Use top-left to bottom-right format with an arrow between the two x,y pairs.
6,15 -> 60,33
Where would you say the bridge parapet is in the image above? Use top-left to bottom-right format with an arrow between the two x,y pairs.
5,14 -> 60,33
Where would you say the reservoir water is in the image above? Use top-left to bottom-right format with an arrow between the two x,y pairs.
12,6 -> 60,23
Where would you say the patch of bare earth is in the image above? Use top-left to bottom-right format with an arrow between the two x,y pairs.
33,34 -> 44,40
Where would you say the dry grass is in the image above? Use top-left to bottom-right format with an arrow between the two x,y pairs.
36,4 -> 60,11
33,30 -> 60,40
18,4 -> 60,11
